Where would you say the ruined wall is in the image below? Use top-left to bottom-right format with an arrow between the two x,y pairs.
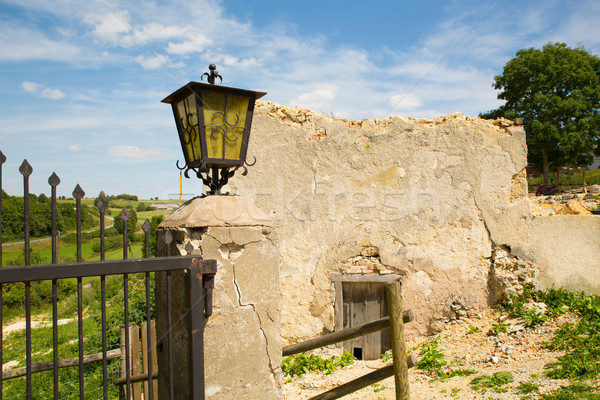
532,215 -> 600,294
229,101 -> 532,339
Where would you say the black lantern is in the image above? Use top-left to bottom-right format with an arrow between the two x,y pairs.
162,65 -> 266,195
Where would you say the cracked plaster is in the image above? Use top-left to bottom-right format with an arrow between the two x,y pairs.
228,101 -> 532,338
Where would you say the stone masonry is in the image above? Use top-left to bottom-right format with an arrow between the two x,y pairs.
156,196 -> 281,399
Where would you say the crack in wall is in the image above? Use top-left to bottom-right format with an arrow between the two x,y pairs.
225,243 -> 280,387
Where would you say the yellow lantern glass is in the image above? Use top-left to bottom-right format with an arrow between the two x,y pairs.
174,93 -> 201,166
201,91 -> 250,162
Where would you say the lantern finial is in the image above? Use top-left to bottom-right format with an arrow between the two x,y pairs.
202,64 -> 222,85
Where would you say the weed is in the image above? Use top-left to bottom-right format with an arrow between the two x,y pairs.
381,349 -> 393,364
490,320 -> 509,334
416,337 -> 447,372
467,324 -> 481,334
438,369 -> 477,379
371,383 -> 386,393
541,382 -> 600,399
470,371 -> 514,392
516,380 -> 540,394
281,351 -> 355,377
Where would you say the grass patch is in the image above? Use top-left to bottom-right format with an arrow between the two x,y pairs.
281,351 -> 355,377
470,371 -> 514,392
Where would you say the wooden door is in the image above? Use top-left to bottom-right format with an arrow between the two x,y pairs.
341,282 -> 390,360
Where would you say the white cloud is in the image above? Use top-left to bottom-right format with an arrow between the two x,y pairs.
0,23 -> 81,62
21,81 -> 66,100
290,85 -> 338,111
108,145 -> 169,159
68,144 -> 82,151
135,54 -> 168,70
21,81 -> 43,93
85,11 -> 131,45
40,88 -> 66,100
389,94 -> 422,110
166,33 -> 212,55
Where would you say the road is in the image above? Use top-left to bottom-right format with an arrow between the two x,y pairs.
1,216 -> 114,247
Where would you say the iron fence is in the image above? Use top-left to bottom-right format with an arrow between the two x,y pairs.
0,151 -> 215,399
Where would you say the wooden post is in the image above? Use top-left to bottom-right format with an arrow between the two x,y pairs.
120,326 -> 126,400
385,280 -> 410,400
130,325 -> 142,400
141,321 -> 158,400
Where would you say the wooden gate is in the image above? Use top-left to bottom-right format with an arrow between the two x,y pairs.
333,274 -> 401,360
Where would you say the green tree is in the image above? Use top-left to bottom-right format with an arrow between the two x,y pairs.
481,43 -> 600,185
137,202 -> 146,212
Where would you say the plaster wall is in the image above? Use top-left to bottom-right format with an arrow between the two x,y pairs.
228,101 -> 532,339
532,215 -> 600,294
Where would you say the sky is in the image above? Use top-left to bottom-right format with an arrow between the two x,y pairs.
1,0 -> 599,199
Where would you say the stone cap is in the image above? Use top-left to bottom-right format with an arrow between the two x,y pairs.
159,195 -> 273,228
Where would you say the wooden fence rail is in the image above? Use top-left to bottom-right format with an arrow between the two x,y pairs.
283,310 -> 414,357
283,280 -> 415,400
1,349 -> 121,380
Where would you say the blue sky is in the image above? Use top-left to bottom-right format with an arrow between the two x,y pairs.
1,0 -> 599,199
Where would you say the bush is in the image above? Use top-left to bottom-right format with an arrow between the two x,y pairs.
91,236 -> 122,254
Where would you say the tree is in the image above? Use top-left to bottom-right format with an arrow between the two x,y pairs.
481,43 -> 600,186
113,207 -> 138,241
137,202 -> 146,212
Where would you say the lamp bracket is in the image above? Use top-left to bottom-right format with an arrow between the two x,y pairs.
177,160 -> 245,195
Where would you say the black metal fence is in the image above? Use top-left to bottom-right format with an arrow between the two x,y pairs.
0,151 -> 215,399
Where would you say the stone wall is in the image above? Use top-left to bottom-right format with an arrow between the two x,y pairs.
156,196 -> 282,399
228,101 -> 533,339
532,215 -> 600,294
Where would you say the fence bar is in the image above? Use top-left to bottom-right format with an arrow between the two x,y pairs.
25,281 -> 32,400
52,279 -> 59,398
282,310 -> 414,357
49,173 -> 60,264
189,261 -> 206,400
309,354 -> 418,400
386,281 -> 410,400
73,185 -> 84,263
0,150 -> 4,397
124,274 -> 131,399
167,271 -> 174,399
19,160 -> 32,266
96,196 -> 108,261
142,219 -> 151,259
0,150 -> 5,267
78,277 -> 84,398
145,272 -> 154,400
101,276 -> 108,400
0,282 -> 3,398
120,208 -> 131,260
0,257 -> 201,283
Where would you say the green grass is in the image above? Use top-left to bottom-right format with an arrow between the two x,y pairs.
1,273 -> 152,399
281,351 -> 355,377
527,169 -> 600,192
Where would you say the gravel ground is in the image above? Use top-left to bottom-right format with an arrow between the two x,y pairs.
282,308 -> 574,399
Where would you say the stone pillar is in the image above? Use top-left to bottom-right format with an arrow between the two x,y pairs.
155,196 -> 281,400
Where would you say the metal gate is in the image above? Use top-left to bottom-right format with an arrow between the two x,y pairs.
0,151 -> 215,399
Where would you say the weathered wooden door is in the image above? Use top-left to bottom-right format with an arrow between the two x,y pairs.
341,282 -> 390,360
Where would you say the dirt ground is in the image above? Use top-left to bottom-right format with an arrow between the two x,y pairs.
282,308 -> 574,400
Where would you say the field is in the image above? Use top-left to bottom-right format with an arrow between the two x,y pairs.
527,169 -> 600,192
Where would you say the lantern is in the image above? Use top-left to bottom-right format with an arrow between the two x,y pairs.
162,65 -> 266,195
